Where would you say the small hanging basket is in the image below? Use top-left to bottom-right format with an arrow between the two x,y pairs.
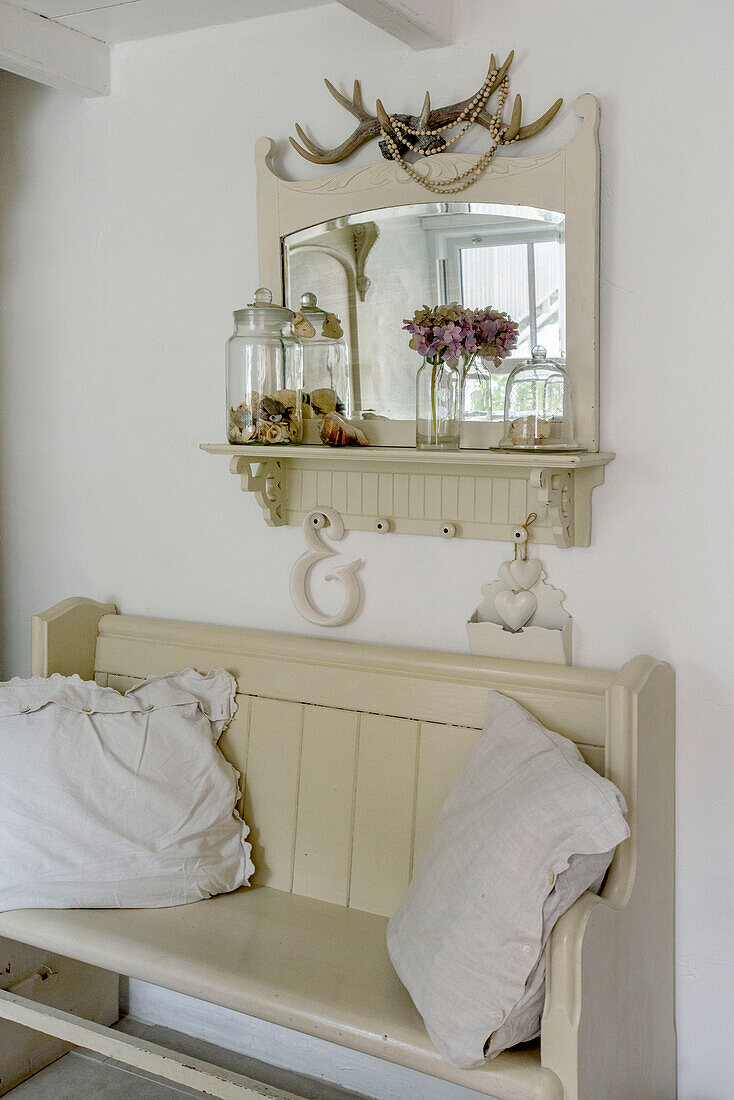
466,513 -> 573,665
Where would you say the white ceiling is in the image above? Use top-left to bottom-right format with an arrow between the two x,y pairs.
0,0 -> 449,98
4,0 -> 329,44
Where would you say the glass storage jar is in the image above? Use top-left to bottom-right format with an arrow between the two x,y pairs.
496,345 -> 580,451
296,292 -> 351,418
226,288 -> 303,445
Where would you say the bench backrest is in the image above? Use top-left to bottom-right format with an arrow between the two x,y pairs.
65,607 -> 630,919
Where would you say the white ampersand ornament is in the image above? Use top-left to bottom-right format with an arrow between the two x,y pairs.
289,507 -> 364,628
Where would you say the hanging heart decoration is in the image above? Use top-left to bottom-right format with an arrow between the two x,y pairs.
498,560 -> 515,589
509,559 -> 543,590
495,589 -> 537,632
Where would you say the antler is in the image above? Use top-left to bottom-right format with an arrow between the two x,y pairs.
425,52 -> 563,143
289,55 -> 563,166
290,79 -> 380,165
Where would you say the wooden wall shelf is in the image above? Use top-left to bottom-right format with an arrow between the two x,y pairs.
202,444 -> 613,548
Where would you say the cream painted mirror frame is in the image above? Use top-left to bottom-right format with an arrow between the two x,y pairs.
256,94 -> 600,451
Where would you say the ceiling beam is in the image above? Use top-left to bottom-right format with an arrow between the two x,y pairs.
334,0 -> 454,49
0,0 -> 109,97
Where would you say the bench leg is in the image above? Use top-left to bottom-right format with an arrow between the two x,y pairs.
0,988 -> 304,1100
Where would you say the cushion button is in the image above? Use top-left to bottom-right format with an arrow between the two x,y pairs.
547,870 -> 556,886
491,1009 -> 506,1024
144,704 -> 154,711
82,705 -> 92,712
522,944 -> 535,957
20,705 -> 31,713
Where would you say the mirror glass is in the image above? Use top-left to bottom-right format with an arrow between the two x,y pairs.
283,202 -> 565,426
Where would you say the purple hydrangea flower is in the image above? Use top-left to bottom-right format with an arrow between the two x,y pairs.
403,303 -> 519,367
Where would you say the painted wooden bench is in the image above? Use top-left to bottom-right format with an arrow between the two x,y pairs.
0,598 -> 676,1099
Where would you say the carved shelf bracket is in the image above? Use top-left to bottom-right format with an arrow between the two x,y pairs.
229,456 -> 286,527
352,222 -> 379,300
531,467 -> 573,549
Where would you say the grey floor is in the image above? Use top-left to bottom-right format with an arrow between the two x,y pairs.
8,1018 -> 368,1099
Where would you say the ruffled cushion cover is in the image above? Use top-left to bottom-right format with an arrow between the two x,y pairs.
387,690 -> 629,1069
0,670 -> 253,911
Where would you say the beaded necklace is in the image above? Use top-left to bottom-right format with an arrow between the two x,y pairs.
380,64 -> 517,195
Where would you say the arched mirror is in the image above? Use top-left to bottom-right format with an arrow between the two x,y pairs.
256,94 -> 599,451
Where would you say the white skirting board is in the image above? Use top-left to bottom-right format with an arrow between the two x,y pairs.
125,981 -> 492,1100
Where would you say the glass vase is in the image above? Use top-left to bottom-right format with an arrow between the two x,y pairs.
459,353 -> 492,421
415,357 -> 461,450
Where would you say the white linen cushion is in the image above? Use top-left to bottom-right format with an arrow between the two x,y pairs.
0,670 -> 254,911
387,690 -> 629,1068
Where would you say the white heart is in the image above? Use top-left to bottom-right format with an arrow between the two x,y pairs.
498,561 -> 515,589
495,589 -> 538,632
509,559 -> 542,590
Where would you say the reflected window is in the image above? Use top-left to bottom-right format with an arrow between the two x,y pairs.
454,234 -> 565,359
436,217 -> 564,420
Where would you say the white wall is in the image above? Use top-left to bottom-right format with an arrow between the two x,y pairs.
1,0 -> 732,1095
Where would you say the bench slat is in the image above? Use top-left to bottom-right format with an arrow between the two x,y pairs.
292,707 -> 359,907
350,715 -> 419,916
414,723 -> 482,872
245,699 -> 303,892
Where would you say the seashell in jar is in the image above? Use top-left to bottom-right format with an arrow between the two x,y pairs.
228,425 -> 243,444
230,403 -> 250,431
508,416 -> 552,447
274,389 -> 298,410
264,422 -> 290,444
310,388 -> 338,416
258,396 -> 288,423
320,412 -> 368,447
301,400 -> 314,419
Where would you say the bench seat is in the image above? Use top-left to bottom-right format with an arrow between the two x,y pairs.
0,601 -> 675,1098
0,884 -> 561,1100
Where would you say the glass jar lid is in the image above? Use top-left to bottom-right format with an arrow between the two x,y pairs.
298,292 -> 344,340
233,287 -> 295,329
298,291 -> 329,324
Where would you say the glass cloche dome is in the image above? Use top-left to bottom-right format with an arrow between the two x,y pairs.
496,346 -> 580,451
